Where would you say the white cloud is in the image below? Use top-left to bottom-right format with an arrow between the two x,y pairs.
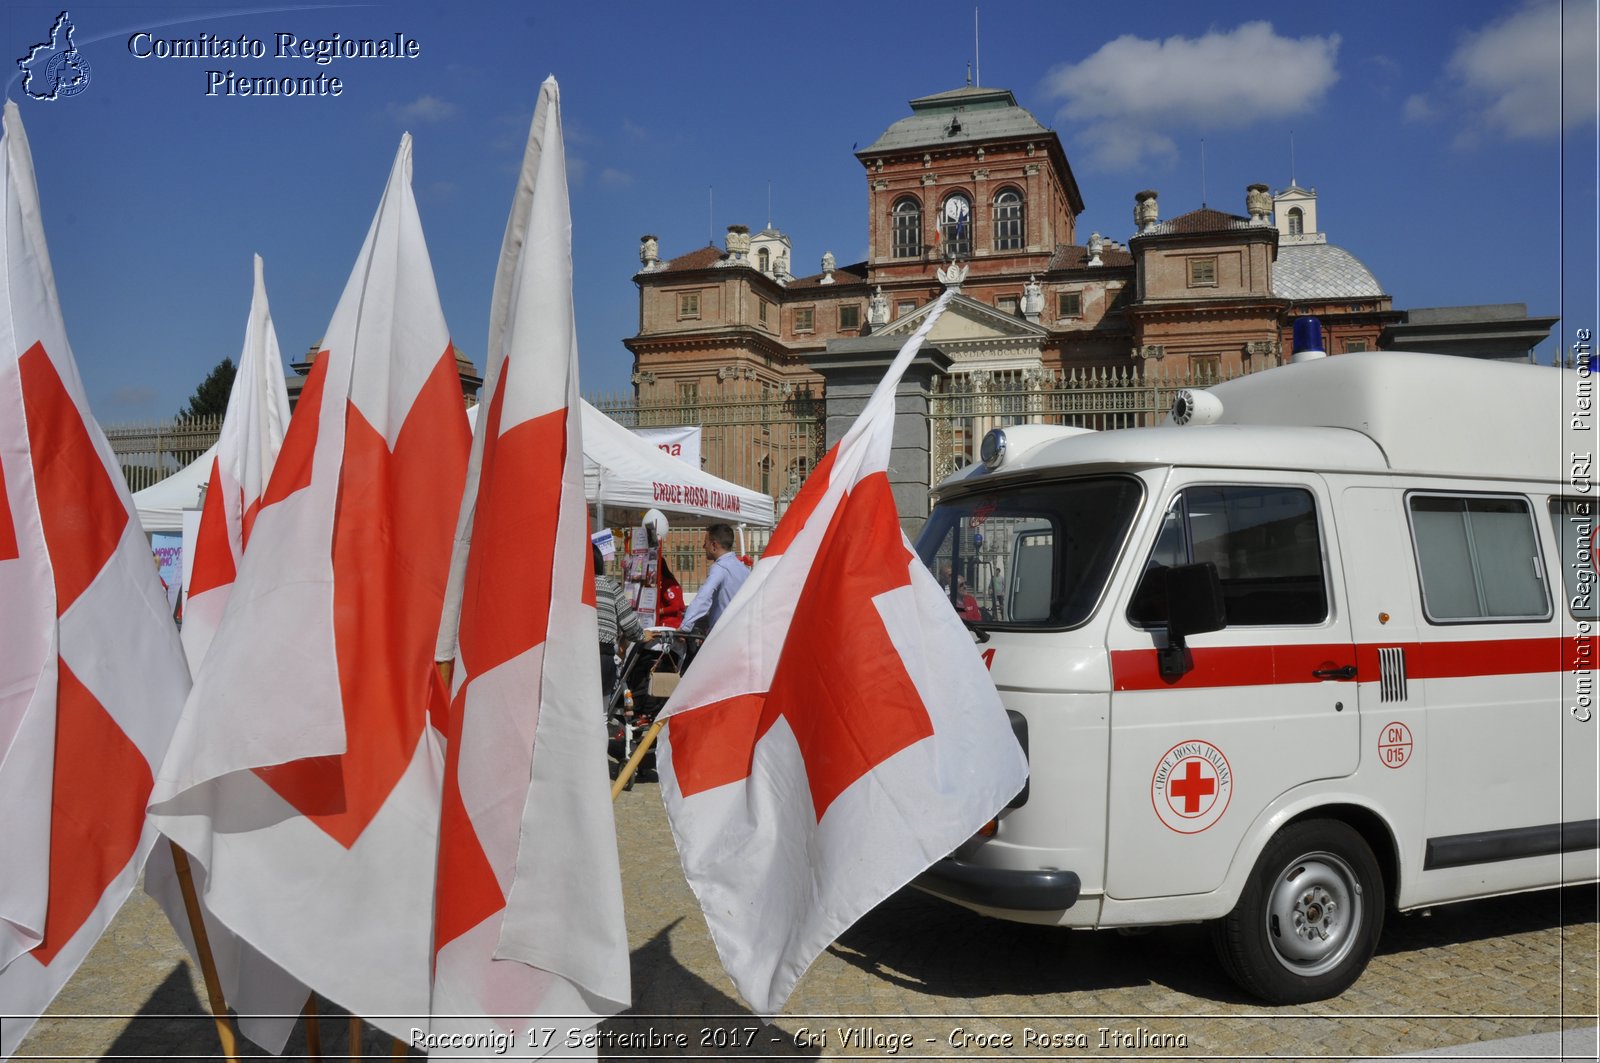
1043,22 -> 1340,170
1445,0 -> 1597,139
1403,93 -> 1435,122
599,168 -> 634,188
386,94 -> 457,124
1075,123 -> 1179,171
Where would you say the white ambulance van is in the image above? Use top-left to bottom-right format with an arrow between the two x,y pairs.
913,350 -> 1596,1004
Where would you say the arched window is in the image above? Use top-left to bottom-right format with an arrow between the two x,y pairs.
940,193 -> 972,257
892,197 -> 922,258
993,189 -> 1024,250
1287,207 -> 1304,236
757,247 -> 770,273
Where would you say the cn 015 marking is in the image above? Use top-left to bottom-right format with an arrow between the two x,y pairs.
1379,721 -> 1414,769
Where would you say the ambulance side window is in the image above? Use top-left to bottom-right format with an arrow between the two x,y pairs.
1548,497 -> 1598,619
1408,494 -> 1550,623
1129,485 -> 1328,627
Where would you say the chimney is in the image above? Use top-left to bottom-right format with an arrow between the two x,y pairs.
1246,184 -> 1272,225
639,234 -> 659,269
1134,190 -> 1159,233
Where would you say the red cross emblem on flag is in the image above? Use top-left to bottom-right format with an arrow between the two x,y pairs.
665,471 -> 934,822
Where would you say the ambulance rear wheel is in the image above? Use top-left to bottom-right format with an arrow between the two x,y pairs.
1212,819 -> 1384,1004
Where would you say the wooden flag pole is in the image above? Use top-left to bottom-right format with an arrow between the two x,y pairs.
167,841 -> 241,1063
611,719 -> 664,800
392,1035 -> 409,1056
304,995 -> 324,1059
349,1015 -> 363,1058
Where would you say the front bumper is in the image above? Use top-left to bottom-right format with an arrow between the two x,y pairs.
914,856 -> 1081,912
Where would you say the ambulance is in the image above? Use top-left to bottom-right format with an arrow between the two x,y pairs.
912,344 -> 1597,1004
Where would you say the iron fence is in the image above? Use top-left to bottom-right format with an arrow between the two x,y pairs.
929,363 -> 1248,482
103,415 -> 221,492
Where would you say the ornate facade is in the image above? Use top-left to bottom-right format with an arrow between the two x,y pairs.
624,83 -> 1400,433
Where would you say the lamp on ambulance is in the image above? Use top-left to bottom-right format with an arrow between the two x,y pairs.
980,428 -> 1008,469
1167,388 -> 1224,426
1291,316 -> 1327,363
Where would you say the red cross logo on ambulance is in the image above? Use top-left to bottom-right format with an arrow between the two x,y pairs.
1151,739 -> 1233,834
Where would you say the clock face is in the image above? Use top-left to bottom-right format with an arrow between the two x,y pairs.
944,196 -> 970,222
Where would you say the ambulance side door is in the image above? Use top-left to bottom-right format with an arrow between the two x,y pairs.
1104,471 -> 1361,900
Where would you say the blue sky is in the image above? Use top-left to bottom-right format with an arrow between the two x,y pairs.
4,0 -> 1596,423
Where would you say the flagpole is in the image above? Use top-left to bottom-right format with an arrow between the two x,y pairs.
167,841 -> 241,1063
611,719 -> 664,800
349,1015 -> 363,1058
303,996 -> 324,1059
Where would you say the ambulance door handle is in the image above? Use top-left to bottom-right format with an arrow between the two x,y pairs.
1313,665 -> 1357,680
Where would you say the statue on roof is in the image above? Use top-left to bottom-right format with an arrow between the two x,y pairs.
868,286 -> 889,328
1022,275 -> 1043,319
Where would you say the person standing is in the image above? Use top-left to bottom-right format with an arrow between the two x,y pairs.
595,544 -> 644,696
681,523 -> 750,634
657,555 -> 685,629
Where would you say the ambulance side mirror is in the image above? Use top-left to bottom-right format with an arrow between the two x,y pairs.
1158,562 -> 1226,681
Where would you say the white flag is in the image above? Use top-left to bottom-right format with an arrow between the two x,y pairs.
148,133 -> 471,1045
144,252 -> 308,1053
429,75 -> 630,1058
657,288 -> 1028,1018
0,101 -> 191,1060
178,253 -> 292,668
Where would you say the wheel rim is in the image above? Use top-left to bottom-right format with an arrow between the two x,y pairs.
1264,850 -> 1364,977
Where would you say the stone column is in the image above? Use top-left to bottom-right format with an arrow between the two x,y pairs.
808,338 -> 952,537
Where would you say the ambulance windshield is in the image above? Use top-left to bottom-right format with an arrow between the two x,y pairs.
915,476 -> 1143,630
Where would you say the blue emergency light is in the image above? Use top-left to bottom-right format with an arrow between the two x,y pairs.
1290,317 -> 1327,363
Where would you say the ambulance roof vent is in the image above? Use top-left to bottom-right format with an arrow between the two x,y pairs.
1167,388 -> 1224,426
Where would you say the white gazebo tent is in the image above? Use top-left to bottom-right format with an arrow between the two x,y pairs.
577,400 -> 774,529
132,445 -> 215,535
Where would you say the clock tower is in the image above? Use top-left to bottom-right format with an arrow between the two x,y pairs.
855,85 -> 1083,290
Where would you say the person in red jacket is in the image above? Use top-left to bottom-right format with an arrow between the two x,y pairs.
657,556 -> 685,628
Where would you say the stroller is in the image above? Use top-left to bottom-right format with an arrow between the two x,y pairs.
606,627 -> 705,788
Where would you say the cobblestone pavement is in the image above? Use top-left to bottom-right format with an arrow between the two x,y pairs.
11,781 -> 1598,1061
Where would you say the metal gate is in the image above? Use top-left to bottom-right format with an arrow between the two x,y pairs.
929,363 -> 1246,483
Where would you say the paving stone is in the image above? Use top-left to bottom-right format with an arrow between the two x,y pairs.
10,782 -> 1597,1060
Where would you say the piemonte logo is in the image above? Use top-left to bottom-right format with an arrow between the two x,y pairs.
1150,738 -> 1233,834
18,11 -> 92,102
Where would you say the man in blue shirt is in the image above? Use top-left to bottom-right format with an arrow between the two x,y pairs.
682,523 -> 750,634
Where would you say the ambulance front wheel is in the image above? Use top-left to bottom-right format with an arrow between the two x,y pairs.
1212,819 -> 1385,1004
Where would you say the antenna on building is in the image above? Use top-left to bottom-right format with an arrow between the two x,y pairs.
974,6 -> 980,87
767,180 -> 772,230
708,186 -> 714,246
1200,138 -> 1207,208
1290,130 -> 1296,187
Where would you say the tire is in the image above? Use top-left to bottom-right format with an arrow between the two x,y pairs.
1212,818 -> 1385,1004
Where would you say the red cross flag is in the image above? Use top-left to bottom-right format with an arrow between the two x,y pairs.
0,101 -> 191,1058
656,288 -> 1028,1018
148,133 -> 471,1047
428,75 -> 630,1056
177,253 -> 292,669
143,253 -> 309,1052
